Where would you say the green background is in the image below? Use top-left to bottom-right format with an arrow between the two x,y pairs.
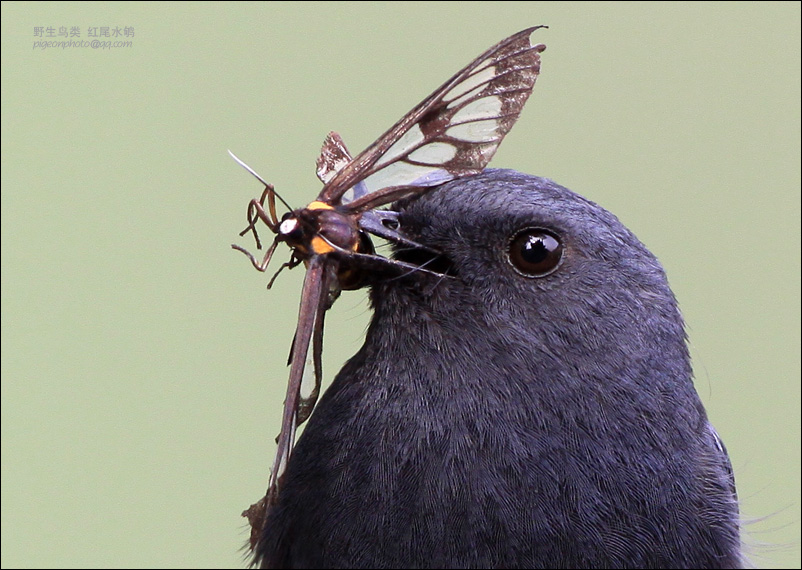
2,2 -> 799,568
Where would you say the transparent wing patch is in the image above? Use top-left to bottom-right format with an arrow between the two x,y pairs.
317,27 -> 546,208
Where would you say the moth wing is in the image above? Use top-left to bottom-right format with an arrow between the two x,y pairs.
318,27 -> 546,210
296,265 -> 329,426
268,256 -> 331,497
316,131 -> 352,184
316,131 -> 370,201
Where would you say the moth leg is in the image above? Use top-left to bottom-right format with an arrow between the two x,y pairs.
266,255 -> 303,289
239,184 -> 279,250
231,235 -> 281,273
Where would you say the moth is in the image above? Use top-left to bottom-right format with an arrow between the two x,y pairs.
231,27 -> 546,551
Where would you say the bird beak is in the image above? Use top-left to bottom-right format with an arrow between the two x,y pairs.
357,209 -> 454,279
358,209 -> 438,253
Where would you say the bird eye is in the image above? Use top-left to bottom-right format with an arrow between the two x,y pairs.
507,229 -> 563,277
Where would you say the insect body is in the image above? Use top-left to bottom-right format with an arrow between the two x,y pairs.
231,27 -> 547,553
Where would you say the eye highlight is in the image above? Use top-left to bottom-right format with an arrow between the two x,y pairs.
507,228 -> 563,277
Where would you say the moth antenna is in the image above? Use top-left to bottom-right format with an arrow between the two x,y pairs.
228,150 -> 294,212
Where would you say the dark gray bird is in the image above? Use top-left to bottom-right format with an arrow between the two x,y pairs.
255,169 -> 742,569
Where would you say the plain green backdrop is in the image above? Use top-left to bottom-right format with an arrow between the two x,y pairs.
2,2 -> 799,568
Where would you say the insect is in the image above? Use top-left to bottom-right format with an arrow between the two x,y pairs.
231,27 -> 546,550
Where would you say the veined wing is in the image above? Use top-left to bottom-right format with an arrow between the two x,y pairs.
317,27 -> 546,210
315,131 -> 370,207
268,255 -> 332,497
315,131 -> 352,185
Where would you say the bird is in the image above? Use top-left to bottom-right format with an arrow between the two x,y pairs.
252,169 -> 743,568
